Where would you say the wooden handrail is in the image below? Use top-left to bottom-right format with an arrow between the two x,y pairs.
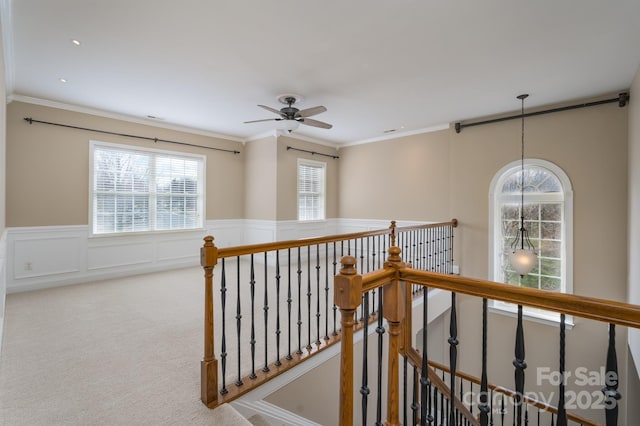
399,269 -> 640,329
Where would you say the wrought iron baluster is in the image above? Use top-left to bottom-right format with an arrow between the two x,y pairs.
360,294 -> 370,426
421,286 -> 431,426
262,252 -> 270,373
306,245 -> 312,350
603,323 -> 621,426
514,305 -> 527,426
359,238 -> 365,322
427,228 -> 435,272
286,249 -> 293,360
480,298 -> 490,426
352,239 -> 359,326
372,236 -> 377,314
449,292 -> 459,425
469,381 -> 473,416
441,371 -> 446,426
332,242 -> 338,336
458,376 -> 463,425
375,289 -> 385,426
315,244 -> 321,346
490,389 -> 494,426
220,259 -> 228,394
556,314 -> 566,426
372,234 -> 378,269
235,256 -> 243,386
420,229 -> 425,269
274,251 -> 282,366
445,392 -> 450,426
412,366 -> 419,426
366,236 -> 370,273
448,224 -> 454,274
249,254 -> 257,379
403,356 -> 408,426
324,242 -> 330,341
296,247 -> 303,355
433,381 -> 439,426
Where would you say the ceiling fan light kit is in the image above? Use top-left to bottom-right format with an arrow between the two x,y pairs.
244,94 -> 333,133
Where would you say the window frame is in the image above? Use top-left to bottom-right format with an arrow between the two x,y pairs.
297,158 -> 327,221
488,158 -> 573,326
89,140 -> 206,237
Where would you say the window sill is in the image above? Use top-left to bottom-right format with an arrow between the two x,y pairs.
489,301 -> 574,330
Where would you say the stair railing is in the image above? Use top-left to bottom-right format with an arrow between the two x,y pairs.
199,219 -> 457,408
335,245 -> 640,426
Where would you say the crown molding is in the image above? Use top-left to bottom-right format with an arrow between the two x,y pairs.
8,94 -> 246,142
344,123 -> 451,147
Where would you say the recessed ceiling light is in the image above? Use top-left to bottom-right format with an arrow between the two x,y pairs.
59,78 -> 68,83
71,39 -> 81,46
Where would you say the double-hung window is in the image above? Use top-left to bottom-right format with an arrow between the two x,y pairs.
90,141 -> 205,235
297,159 -> 326,221
489,159 -> 573,323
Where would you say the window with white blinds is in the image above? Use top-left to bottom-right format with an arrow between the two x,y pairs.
90,141 -> 205,235
297,159 -> 326,221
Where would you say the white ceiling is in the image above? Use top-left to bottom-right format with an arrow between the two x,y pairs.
2,0 -> 640,146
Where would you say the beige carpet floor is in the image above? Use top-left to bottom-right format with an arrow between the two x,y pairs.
0,267 -> 256,426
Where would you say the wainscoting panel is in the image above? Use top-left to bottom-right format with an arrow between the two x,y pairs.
87,240 -> 154,270
14,236 -> 82,279
4,219 -> 431,293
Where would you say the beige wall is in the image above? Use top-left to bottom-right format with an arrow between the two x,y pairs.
244,135 -> 277,220
338,130 -> 451,221
6,101 -> 245,226
276,135 -> 339,221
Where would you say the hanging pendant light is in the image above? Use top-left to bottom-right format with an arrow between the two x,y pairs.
508,94 -> 538,277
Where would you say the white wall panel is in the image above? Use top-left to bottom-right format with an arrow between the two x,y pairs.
87,241 -> 154,270
4,219 -> 430,293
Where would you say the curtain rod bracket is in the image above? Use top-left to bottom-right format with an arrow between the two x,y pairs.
619,92 -> 629,107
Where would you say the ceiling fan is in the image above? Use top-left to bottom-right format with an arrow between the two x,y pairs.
244,94 -> 333,132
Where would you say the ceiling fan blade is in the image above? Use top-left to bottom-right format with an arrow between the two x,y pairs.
296,105 -> 327,118
300,118 -> 332,129
244,118 -> 280,124
258,104 -> 284,116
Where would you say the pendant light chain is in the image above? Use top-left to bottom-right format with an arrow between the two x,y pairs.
520,94 -> 526,250
508,93 -> 538,277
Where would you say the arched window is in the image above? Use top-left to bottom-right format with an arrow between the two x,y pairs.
489,159 -> 573,322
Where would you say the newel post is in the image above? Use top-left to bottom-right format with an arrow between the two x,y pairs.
201,236 -> 219,407
335,255 -> 363,426
383,245 -> 408,426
